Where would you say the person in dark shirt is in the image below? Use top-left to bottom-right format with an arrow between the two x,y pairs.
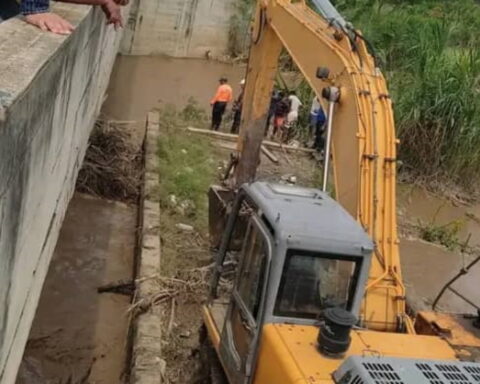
271,92 -> 289,140
230,79 -> 245,134
265,89 -> 281,136
309,96 -> 327,152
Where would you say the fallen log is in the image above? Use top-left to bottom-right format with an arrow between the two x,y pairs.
188,127 -> 237,141
214,140 -> 237,151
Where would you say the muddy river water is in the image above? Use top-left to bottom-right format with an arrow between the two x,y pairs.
102,56 -> 246,121
398,187 -> 480,313
16,56 -> 480,383
17,195 -> 135,384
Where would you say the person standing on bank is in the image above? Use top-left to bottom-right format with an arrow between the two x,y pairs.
210,77 -> 233,131
310,96 -> 327,152
287,90 -> 302,127
230,79 -> 245,134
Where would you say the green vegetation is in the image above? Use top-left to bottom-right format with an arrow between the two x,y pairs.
179,97 -> 208,123
418,219 -> 463,250
157,103 -> 221,230
416,204 -> 464,250
334,0 -> 480,188
227,0 -> 480,188
228,0 -> 255,57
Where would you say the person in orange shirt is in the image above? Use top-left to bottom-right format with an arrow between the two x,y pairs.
210,77 -> 233,131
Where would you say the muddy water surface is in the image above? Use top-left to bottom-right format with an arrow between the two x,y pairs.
102,56 -> 246,120
16,194 -> 135,384
398,185 -> 480,247
398,186 -> 480,314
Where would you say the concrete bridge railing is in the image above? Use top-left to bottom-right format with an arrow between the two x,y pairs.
0,5 -> 125,383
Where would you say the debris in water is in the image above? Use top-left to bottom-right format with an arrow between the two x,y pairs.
176,199 -> 196,216
97,279 -> 134,296
76,120 -> 142,203
168,194 -> 178,207
179,330 -> 191,338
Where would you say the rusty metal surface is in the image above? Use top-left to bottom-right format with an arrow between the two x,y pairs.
416,311 -> 480,362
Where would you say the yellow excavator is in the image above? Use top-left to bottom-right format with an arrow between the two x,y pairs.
202,0 -> 480,382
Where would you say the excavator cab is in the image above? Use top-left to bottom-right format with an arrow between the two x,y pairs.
203,181 -> 373,383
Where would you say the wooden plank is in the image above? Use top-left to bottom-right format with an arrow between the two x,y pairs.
263,140 -> 314,154
188,126 -> 237,140
186,126 -> 314,153
261,145 -> 279,163
215,141 -> 237,151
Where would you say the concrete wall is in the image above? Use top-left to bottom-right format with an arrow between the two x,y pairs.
122,0 -> 235,58
0,4 -> 126,383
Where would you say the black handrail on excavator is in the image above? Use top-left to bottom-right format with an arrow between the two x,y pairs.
432,254 -> 480,313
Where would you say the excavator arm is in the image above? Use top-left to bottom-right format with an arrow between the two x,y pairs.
235,0 -> 413,333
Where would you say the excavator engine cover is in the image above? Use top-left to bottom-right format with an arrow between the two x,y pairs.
333,356 -> 480,384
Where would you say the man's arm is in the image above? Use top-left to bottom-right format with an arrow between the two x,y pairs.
22,0 -> 125,34
211,87 -> 221,105
58,0 -> 123,29
22,0 -> 75,34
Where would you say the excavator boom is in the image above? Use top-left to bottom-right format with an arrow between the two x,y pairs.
202,2 -> 480,381
236,0 -> 409,332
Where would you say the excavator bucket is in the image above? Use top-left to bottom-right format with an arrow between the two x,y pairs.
208,185 -> 249,251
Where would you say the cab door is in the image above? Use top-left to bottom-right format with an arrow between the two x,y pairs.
218,215 -> 272,384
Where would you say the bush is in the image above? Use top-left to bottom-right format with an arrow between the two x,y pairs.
228,0 -> 255,57
333,0 -> 480,188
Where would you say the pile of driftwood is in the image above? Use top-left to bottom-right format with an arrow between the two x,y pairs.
76,120 -> 142,203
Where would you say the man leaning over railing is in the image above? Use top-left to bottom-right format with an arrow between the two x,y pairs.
20,0 -> 128,34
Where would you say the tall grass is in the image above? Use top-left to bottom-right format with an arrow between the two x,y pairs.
333,0 -> 480,188
228,0 -> 255,57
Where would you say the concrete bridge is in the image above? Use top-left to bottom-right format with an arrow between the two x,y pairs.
0,0 -> 234,382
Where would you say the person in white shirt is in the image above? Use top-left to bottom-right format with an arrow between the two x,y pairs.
287,91 -> 302,125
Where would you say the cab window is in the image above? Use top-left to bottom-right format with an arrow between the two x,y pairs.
236,224 -> 268,321
274,250 -> 360,319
